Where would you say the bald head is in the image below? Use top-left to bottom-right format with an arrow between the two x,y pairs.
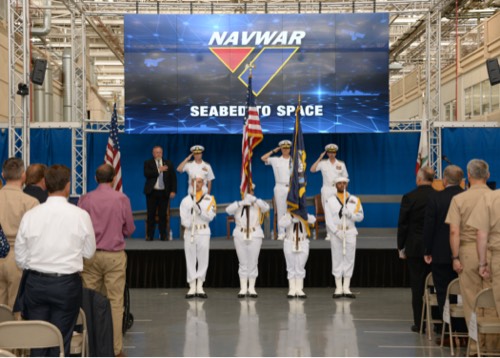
96,164 -> 115,184
417,166 -> 435,185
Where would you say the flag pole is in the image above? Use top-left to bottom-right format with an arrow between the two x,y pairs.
245,65 -> 254,240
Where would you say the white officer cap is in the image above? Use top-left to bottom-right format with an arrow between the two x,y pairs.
325,144 -> 339,153
335,177 -> 349,184
279,140 -> 292,148
190,145 -> 205,154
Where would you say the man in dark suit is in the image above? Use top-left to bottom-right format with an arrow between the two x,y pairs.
144,146 -> 177,241
397,166 -> 435,333
423,164 -> 465,344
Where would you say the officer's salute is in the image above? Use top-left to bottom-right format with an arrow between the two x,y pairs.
261,140 -> 292,240
311,143 -> 348,240
178,145 -> 215,194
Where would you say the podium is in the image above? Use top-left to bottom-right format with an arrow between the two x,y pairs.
432,179 -> 466,191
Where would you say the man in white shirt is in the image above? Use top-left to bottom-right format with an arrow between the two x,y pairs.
15,164 -> 96,357
177,145 -> 215,194
261,140 -> 292,240
311,143 -> 348,240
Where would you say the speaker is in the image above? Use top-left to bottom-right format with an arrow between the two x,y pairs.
30,59 -> 47,86
486,58 -> 500,86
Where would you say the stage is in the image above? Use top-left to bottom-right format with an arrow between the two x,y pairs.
124,230 -> 409,289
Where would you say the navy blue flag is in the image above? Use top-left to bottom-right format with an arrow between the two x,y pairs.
286,99 -> 310,235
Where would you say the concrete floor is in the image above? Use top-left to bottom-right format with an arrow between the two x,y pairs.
123,287 -> 464,357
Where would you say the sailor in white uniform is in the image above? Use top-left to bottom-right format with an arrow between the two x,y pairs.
324,177 -> 364,298
177,145 -> 215,194
179,175 -> 217,298
310,143 -> 348,240
279,212 -> 316,298
226,187 -> 270,298
261,140 -> 292,240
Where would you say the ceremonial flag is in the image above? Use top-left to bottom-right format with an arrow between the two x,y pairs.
240,74 -> 263,198
286,98 -> 310,235
105,103 -> 123,192
416,115 -> 429,174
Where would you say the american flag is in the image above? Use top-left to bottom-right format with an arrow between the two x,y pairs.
416,114 -> 429,174
105,103 -> 123,192
240,74 -> 263,198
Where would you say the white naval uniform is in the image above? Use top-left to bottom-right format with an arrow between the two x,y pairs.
279,213 -> 316,280
265,156 -> 292,235
315,159 -> 348,209
182,161 -> 215,191
180,190 -> 216,283
324,192 -> 364,278
226,196 -> 270,279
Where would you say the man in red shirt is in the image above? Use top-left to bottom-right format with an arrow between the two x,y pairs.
78,164 -> 136,357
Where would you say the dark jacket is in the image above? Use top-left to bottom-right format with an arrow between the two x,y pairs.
423,185 -> 464,263
143,158 -> 177,195
397,184 -> 436,257
23,185 -> 48,203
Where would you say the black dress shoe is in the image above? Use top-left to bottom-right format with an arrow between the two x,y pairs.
411,325 -> 420,333
237,293 -> 247,298
197,293 -> 208,299
332,293 -> 343,299
145,237 -> 153,241
344,293 -> 356,299
297,294 -> 307,299
185,294 -> 195,299
248,293 -> 258,298
287,294 -> 296,299
160,236 -> 167,241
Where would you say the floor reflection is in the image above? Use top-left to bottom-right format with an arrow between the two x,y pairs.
277,300 -> 311,356
235,299 -> 262,356
325,300 -> 359,356
183,300 -> 209,357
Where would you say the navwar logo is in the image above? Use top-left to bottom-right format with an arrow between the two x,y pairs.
208,30 -> 306,96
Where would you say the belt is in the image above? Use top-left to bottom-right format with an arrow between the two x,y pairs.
240,227 -> 256,233
337,225 -> 353,231
28,269 -> 78,278
276,183 -> 289,187
194,224 -> 207,230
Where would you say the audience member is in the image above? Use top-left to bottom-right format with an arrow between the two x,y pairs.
0,158 -> 39,308
79,164 -> 135,357
15,164 -> 96,356
23,163 -> 48,203
397,166 -> 435,332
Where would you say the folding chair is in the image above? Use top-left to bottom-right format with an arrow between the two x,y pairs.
314,194 -> 326,240
0,320 -> 64,357
440,278 -> 467,355
0,305 -> 14,323
420,272 -> 441,340
70,308 -> 88,357
466,288 -> 500,357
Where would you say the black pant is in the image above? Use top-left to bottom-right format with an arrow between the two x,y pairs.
24,272 -> 82,357
146,189 -> 170,239
407,257 -> 431,327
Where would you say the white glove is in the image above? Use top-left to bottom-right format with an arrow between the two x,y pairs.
334,230 -> 345,241
291,217 -> 300,224
193,204 -> 201,215
244,193 -> 256,204
342,208 -> 352,219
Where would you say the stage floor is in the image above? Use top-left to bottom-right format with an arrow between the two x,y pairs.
124,233 -> 397,251
123,287 -> 460,357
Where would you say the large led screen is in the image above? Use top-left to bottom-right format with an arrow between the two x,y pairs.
124,13 -> 389,134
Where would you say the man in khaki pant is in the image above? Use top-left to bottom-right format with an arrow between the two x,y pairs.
79,164 -> 136,356
0,158 -> 39,308
446,159 -> 496,350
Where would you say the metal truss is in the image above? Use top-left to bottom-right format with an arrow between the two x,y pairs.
389,120 -> 421,132
63,0 -> 88,196
8,0 -> 30,163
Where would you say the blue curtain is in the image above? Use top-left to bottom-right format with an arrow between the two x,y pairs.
1,127 -> 498,238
